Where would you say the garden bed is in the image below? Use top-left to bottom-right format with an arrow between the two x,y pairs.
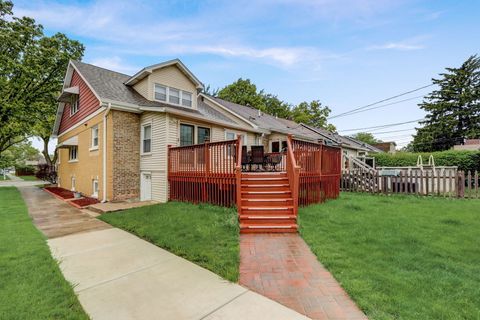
44,187 -> 75,199
70,197 -> 100,208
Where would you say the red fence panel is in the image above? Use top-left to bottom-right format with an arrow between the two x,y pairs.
168,139 -> 239,207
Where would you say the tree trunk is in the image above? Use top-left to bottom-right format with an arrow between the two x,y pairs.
41,136 -> 57,167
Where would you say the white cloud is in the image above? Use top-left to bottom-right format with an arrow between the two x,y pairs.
368,42 -> 424,51
87,56 -> 140,75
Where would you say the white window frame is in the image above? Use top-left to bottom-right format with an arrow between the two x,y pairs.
153,83 -> 194,108
141,123 -> 152,155
225,131 -> 247,146
92,179 -> 99,198
177,121 -> 213,146
68,146 -> 78,162
70,95 -> 79,116
90,126 -> 99,150
71,176 -> 76,191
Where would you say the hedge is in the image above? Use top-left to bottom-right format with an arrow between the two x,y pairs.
374,150 -> 480,172
15,164 -> 36,176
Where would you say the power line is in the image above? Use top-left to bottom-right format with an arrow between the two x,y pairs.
330,95 -> 424,119
368,128 -> 416,135
339,119 -> 425,133
328,84 -> 434,119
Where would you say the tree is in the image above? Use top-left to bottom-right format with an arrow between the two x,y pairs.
350,132 -> 382,145
0,0 -> 84,164
412,55 -> 480,152
217,78 -> 266,111
291,100 -> 336,131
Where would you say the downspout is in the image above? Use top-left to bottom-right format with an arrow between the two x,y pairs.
102,103 -> 112,202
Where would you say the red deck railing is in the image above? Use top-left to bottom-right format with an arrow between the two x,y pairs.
290,137 -> 341,206
168,138 -> 240,207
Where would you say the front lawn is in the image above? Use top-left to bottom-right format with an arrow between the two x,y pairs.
0,187 -> 88,319
0,175 -> 9,180
19,175 -> 38,181
99,201 -> 240,281
299,193 -> 480,320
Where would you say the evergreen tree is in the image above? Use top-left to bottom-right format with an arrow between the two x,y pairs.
412,55 -> 480,151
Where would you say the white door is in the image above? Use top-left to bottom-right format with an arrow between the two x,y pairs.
140,173 -> 152,201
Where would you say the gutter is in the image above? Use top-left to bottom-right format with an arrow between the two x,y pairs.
102,103 -> 111,202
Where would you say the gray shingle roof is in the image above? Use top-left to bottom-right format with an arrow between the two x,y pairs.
71,60 -> 234,124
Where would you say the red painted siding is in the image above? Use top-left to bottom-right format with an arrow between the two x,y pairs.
58,70 -> 101,135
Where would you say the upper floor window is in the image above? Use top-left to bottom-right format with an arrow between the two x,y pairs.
154,84 -> 167,101
153,83 -> 193,108
70,95 -> 79,116
91,126 -> 99,148
69,146 -> 78,161
142,124 -> 152,154
169,88 -> 180,104
182,92 -> 192,107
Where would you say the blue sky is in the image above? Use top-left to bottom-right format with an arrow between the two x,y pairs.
16,0 -> 479,151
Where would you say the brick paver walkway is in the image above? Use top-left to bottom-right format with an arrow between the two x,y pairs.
240,234 -> 367,320
19,186 -> 111,239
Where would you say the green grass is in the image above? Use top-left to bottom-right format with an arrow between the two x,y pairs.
19,175 -> 38,181
299,193 -> 480,320
99,201 -> 240,282
0,187 -> 88,320
0,175 -> 9,180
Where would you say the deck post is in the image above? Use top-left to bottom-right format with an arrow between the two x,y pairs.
235,136 -> 243,215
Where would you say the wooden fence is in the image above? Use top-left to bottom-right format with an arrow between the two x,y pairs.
292,138 -> 341,206
168,138 -> 240,207
341,168 -> 479,198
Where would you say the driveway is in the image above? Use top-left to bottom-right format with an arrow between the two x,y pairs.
20,186 -> 308,320
0,174 -> 48,188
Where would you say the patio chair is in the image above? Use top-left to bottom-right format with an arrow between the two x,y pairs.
269,153 -> 283,172
251,146 -> 265,171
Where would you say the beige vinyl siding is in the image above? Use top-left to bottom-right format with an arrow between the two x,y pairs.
140,112 -> 169,202
148,66 -> 198,109
133,79 -> 149,99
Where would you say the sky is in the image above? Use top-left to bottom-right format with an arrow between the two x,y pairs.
15,0 -> 480,152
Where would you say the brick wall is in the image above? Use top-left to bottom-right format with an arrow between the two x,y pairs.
112,110 -> 140,200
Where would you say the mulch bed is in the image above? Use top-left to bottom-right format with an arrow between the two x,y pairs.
70,197 -> 100,208
44,187 -> 75,200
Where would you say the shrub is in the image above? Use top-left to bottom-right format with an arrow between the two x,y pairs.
374,150 -> 480,172
35,164 -> 57,183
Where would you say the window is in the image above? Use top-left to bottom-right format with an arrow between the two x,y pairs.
91,126 -> 99,148
281,141 -> 288,152
69,146 -> 78,161
92,179 -> 99,198
154,84 -> 167,101
225,132 -> 236,140
197,127 -> 210,144
142,124 -> 152,153
153,83 -> 193,108
182,92 -> 192,107
70,95 -> 79,116
180,124 -> 194,146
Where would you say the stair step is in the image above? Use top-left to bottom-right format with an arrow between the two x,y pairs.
243,184 -> 290,188
240,223 -> 298,233
242,177 -> 288,181
242,206 -> 293,210
241,191 -> 291,194
240,215 -> 296,220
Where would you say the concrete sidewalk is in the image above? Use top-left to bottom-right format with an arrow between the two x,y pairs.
20,186 -> 308,319
0,173 -> 48,187
49,228 -> 309,320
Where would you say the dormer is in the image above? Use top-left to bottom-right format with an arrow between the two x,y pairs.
125,59 -> 203,110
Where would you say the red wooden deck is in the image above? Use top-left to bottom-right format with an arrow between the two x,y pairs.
168,135 -> 341,233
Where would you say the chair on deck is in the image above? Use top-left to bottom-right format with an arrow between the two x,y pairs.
269,153 -> 283,172
251,146 -> 265,171
241,146 -> 249,171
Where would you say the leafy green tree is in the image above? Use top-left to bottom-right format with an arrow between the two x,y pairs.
412,55 -> 480,151
350,132 -> 382,145
0,0 -> 84,165
8,141 -> 40,165
291,100 -> 336,131
217,78 -> 266,111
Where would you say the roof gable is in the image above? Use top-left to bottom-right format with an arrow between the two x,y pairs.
124,59 -> 203,89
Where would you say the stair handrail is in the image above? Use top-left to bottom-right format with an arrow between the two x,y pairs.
286,134 -> 301,216
235,136 -> 243,215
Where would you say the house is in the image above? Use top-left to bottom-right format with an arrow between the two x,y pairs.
372,141 -> 397,153
53,59 -> 372,205
453,139 -> 480,151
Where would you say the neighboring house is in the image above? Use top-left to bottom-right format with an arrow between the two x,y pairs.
25,155 -> 47,167
53,59 -> 379,203
453,139 -> 480,151
372,142 -> 397,153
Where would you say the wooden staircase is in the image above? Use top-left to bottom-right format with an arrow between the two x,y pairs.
239,172 -> 297,233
